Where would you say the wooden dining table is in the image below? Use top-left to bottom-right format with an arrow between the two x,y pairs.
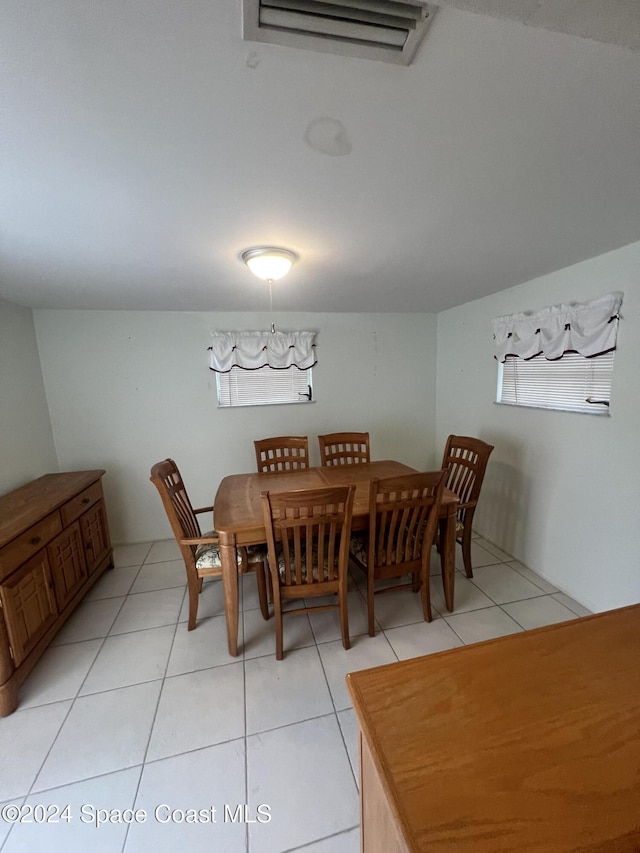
214,460 -> 459,657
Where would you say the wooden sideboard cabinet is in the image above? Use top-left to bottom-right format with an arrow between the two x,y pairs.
0,470 -> 113,716
346,605 -> 640,853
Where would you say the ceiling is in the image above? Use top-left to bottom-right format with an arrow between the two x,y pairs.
1,0 -> 639,314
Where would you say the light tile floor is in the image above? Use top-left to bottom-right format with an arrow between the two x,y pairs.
0,535 -> 591,853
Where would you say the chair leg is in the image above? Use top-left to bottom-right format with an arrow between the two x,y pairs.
269,576 -> 284,659
254,561 -> 270,621
420,564 -> 432,623
367,568 -> 376,637
437,517 -> 446,554
339,583 -> 351,651
266,570 -> 273,606
187,573 -> 200,631
461,525 -> 474,578
275,604 -> 284,660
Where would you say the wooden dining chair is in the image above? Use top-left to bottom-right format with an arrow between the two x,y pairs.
441,435 -> 494,578
261,484 -> 355,660
350,470 -> 447,637
254,436 -> 309,473
318,432 -> 370,466
150,459 -> 269,630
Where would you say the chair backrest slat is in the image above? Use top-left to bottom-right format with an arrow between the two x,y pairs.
150,459 -> 200,559
255,436 -> 309,473
442,435 -> 494,511
368,471 -> 447,572
262,485 -> 355,590
318,432 -> 370,467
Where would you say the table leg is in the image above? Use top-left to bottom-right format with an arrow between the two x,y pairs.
440,509 -> 456,612
220,538 -> 239,657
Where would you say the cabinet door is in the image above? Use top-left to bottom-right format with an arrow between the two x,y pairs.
48,522 -> 88,611
0,551 -> 58,666
80,500 -> 111,574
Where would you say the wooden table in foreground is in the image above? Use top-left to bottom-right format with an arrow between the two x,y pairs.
214,460 -> 459,656
346,604 -> 640,853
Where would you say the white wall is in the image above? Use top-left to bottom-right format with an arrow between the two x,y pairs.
436,241 -> 640,612
34,310 -> 437,543
0,298 -> 58,494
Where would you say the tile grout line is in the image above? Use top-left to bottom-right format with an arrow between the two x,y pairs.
308,642 -> 359,792
444,546 -> 581,635
241,576 -> 251,853
19,587 -> 133,803
283,825 -> 361,852
117,584 -> 186,853
4,538 -> 590,853
71,562 -> 147,698
120,585 -> 187,853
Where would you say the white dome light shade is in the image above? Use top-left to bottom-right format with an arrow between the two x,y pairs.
241,247 -> 297,281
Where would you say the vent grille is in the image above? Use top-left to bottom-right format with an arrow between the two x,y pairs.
242,0 -> 435,65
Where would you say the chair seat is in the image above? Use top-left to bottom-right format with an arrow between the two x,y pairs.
195,534 -> 267,570
275,544 -> 338,582
349,531 -> 420,567
195,531 -> 241,570
246,543 -> 269,563
349,532 -> 368,566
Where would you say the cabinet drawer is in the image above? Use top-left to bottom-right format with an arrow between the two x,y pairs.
60,481 -> 103,527
0,513 -> 63,581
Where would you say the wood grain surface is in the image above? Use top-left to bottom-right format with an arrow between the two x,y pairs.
347,605 -> 640,852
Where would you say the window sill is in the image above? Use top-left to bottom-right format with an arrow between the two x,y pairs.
494,401 -> 610,417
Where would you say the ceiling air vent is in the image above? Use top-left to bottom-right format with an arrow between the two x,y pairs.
242,0 -> 435,65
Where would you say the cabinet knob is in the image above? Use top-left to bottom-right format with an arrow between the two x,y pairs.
30,536 -> 41,545
81,498 -> 90,505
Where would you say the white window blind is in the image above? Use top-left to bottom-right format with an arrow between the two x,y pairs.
498,351 -> 614,415
493,292 -> 621,416
210,329 -> 316,408
216,365 -> 313,408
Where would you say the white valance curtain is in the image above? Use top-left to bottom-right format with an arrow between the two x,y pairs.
492,292 -> 623,363
209,330 -> 317,373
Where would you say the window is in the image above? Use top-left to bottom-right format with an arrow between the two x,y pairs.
209,329 -> 316,409
492,292 -> 622,416
497,351 -> 614,415
216,365 -> 313,408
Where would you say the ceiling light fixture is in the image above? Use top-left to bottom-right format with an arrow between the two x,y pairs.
241,246 -> 297,282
